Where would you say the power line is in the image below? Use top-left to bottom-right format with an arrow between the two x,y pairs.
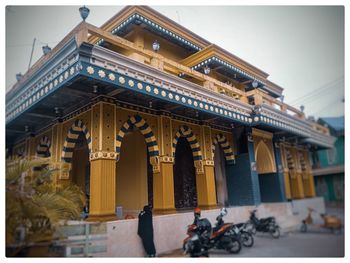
308,95 -> 344,116
6,39 -> 59,48
288,76 -> 344,105
291,81 -> 344,107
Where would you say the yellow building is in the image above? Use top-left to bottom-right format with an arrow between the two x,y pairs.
6,6 -> 335,221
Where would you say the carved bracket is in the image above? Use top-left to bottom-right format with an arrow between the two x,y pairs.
194,160 -> 204,174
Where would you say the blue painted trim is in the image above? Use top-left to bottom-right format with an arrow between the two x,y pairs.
79,62 -> 253,126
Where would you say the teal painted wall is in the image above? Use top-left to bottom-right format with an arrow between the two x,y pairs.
317,136 -> 344,168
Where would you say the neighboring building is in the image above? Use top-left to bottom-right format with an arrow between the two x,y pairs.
313,116 -> 344,203
6,6 -> 335,221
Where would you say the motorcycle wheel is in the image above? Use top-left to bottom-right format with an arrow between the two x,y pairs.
241,231 -> 254,247
227,239 -> 241,254
245,222 -> 256,235
300,223 -> 307,233
270,227 -> 280,238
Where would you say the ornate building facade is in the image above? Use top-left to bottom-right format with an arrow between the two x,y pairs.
6,6 -> 335,220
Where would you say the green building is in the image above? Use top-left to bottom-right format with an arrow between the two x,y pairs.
313,116 -> 344,203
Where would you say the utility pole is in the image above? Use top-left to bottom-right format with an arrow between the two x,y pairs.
28,38 -> 36,70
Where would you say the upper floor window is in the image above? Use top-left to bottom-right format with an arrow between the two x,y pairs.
327,147 -> 337,165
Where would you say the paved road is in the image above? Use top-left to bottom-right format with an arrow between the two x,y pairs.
160,231 -> 344,257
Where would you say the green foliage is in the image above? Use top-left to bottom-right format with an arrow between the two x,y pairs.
6,157 -> 85,248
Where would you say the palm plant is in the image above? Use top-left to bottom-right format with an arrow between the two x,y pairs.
6,157 -> 85,255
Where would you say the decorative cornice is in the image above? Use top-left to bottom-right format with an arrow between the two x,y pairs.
90,151 -> 117,161
93,6 -> 209,50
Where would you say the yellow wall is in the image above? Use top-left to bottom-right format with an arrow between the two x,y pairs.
116,131 -> 148,211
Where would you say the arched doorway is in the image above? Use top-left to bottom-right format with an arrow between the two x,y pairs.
116,130 -> 153,213
61,119 -> 92,209
115,115 -> 159,215
70,133 -> 90,201
173,136 -> 197,209
214,144 -> 229,206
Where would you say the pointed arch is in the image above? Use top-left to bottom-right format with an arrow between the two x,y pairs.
172,125 -> 202,161
61,119 -> 92,163
115,114 -> 159,160
212,134 -> 235,164
255,140 -> 276,174
36,136 -> 51,157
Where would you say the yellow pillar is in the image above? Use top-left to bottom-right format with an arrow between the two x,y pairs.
196,125 -> 217,208
153,116 -> 175,212
280,144 -> 292,199
195,160 -> 217,208
153,156 -> 175,211
88,101 -> 117,221
89,153 -> 117,220
301,150 -> 316,197
289,147 -> 304,199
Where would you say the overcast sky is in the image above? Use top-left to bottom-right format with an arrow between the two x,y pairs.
5,5 -> 344,118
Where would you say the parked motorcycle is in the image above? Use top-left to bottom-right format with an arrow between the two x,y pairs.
183,208 -> 241,257
232,223 -> 254,247
209,208 -> 242,254
183,219 -> 211,257
246,209 -> 280,238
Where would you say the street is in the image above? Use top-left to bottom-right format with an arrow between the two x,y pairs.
160,231 -> 344,257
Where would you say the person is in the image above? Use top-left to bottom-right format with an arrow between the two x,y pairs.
138,205 -> 156,257
193,207 -> 201,225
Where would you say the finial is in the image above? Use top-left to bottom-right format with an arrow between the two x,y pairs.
79,5 -> 90,21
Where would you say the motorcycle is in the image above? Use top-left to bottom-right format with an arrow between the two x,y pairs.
209,209 -> 242,254
183,209 -> 241,256
183,221 -> 210,257
232,223 -> 254,247
246,209 -> 280,238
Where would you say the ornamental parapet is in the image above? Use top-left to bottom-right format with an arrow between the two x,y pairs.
5,22 -> 334,150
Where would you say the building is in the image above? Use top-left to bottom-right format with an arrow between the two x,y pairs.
313,116 -> 344,203
6,6 -> 335,221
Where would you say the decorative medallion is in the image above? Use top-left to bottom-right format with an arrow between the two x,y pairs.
154,88 -> 159,94
181,97 -> 186,103
175,95 -> 180,101
193,101 -> 198,107
87,66 -> 94,75
146,85 -> 151,92
119,76 -> 125,84
187,99 -> 192,105
137,82 -> 143,89
128,79 -> 134,87
161,90 -> 166,97
70,67 -> 75,75
64,71 -> 69,79
108,73 -> 115,81
168,93 -> 173,99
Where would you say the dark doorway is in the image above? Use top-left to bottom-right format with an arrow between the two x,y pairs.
173,136 -> 197,209
70,133 -> 90,206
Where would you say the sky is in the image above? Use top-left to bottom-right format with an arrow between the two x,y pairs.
5,5 -> 345,118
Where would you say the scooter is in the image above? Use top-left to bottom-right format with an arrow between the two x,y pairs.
300,207 -> 342,233
247,209 -> 280,238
